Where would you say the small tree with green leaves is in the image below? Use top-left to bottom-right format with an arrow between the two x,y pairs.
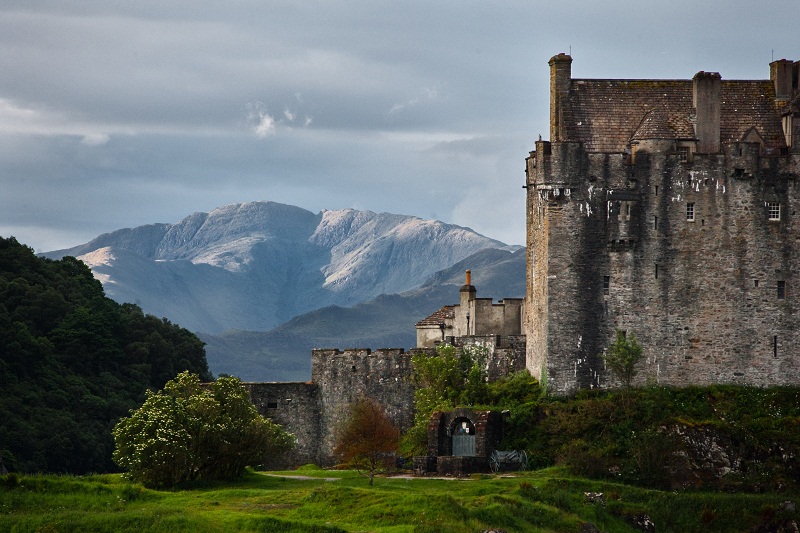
401,343 -> 489,456
333,398 -> 400,485
601,329 -> 644,388
113,371 -> 294,488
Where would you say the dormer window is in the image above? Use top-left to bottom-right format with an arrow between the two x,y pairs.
678,146 -> 689,162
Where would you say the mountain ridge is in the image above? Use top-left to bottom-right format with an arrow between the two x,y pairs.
201,247 -> 527,381
43,201 -> 519,335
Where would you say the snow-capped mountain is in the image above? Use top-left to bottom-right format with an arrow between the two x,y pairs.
44,201 -> 516,334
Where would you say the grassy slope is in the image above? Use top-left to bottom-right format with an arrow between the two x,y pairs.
2,468 -> 797,533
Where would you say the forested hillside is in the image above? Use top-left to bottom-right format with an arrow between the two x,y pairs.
0,237 -> 210,474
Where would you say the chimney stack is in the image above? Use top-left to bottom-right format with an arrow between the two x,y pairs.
693,71 -> 721,153
549,53 -> 573,142
459,269 -> 476,336
771,59 -> 795,100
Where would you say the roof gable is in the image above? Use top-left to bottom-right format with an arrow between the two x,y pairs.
416,305 -> 455,327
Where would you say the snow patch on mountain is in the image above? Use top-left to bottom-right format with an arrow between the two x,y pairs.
45,201 -> 514,333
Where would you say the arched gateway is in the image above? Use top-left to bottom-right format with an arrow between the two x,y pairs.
413,408 -> 504,476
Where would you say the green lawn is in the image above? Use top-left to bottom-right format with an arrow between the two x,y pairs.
2,467 -> 797,532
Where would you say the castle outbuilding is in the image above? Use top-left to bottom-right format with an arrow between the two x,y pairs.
416,270 -> 526,380
246,274 -> 524,468
526,54 -> 800,395
415,270 -> 524,346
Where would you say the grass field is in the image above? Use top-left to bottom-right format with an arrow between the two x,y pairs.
2,466 -> 798,532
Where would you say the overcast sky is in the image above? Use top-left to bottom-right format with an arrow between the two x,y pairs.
1,1 -> 797,252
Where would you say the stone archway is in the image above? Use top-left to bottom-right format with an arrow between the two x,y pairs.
413,408 -> 504,476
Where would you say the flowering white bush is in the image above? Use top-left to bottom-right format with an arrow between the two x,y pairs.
113,371 -> 294,487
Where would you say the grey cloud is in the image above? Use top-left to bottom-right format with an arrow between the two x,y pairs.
0,0 -> 797,252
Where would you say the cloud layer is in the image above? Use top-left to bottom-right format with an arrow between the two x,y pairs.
0,1 -> 797,251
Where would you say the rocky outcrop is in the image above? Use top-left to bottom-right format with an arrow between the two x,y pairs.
668,424 -> 799,492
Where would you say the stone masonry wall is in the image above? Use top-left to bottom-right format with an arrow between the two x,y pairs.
528,139 -> 800,395
312,348 -> 416,466
244,382 -> 320,467
246,341 -> 525,468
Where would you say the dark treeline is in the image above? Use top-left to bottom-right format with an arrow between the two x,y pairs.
0,237 -> 210,474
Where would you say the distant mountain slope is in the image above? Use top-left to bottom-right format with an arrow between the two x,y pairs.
44,201 -> 514,334
201,248 -> 526,381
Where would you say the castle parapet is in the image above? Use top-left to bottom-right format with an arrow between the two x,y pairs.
529,140 -> 585,188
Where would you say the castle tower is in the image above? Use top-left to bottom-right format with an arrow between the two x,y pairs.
527,54 -> 800,395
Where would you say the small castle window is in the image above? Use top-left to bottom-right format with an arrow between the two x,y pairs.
768,202 -> 781,221
655,264 -> 659,279
267,401 -> 278,409
778,281 -> 786,300
654,216 -> 658,230
603,276 -> 610,295
654,185 -> 658,196
754,280 -> 759,288
678,147 -> 689,162
686,203 -> 695,221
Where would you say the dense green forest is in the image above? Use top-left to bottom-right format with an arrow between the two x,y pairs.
0,237 -> 210,474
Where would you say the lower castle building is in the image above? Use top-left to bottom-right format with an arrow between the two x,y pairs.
526,54 -> 800,395
246,277 -> 525,467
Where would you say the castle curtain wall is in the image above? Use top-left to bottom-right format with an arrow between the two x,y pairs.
312,348 -> 415,465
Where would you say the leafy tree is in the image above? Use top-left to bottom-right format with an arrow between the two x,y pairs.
485,371 -> 544,455
113,371 -> 294,488
0,236 -> 211,474
401,343 -> 489,456
333,398 -> 399,485
601,329 -> 644,388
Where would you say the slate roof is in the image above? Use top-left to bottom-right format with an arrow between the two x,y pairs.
630,110 -> 693,141
563,79 -> 786,153
416,305 -> 455,327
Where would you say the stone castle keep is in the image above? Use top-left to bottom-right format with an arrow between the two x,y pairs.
527,54 -> 800,395
249,55 -> 800,466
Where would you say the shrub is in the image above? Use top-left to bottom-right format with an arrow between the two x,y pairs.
112,371 -> 294,488
601,329 -> 643,388
333,398 -> 399,485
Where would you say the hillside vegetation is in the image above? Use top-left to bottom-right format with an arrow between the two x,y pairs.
0,237 -> 210,474
512,384 -> 800,492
